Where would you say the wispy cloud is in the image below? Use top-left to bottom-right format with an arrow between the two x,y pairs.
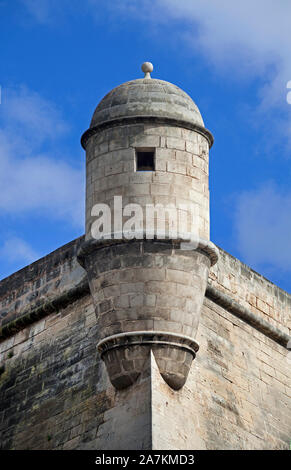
20,0 -> 291,97
0,237 -> 39,266
0,86 -> 84,227
234,182 -> 291,274
157,1 -> 291,142
96,0 -> 291,146
3,85 -> 68,142
21,0 -> 291,97
20,0 -> 52,24
20,0 -> 88,24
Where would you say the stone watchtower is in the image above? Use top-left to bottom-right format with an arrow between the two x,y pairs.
78,62 -> 218,393
1,63 -> 290,451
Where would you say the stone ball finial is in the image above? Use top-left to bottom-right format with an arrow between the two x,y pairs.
141,61 -> 153,79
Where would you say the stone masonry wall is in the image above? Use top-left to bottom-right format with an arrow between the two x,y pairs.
210,248 -> 291,337
0,238 -> 290,449
152,296 -> 290,449
0,237 -> 86,330
85,123 -> 209,241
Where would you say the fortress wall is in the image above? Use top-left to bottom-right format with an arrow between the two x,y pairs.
0,237 -> 86,330
209,248 -> 291,336
152,297 -> 290,449
0,239 -> 290,449
0,293 -> 105,450
1,238 -> 289,341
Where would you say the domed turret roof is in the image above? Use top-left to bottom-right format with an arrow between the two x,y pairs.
82,62 -> 213,148
90,78 -> 204,129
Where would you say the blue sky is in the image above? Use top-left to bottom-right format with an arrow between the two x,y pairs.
0,0 -> 291,292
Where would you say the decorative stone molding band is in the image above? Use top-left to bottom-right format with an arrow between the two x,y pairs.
196,239 -> 219,267
77,235 -> 219,268
0,281 -> 90,340
81,115 -> 214,150
205,283 -> 291,349
97,331 -> 200,358
0,279 -> 290,350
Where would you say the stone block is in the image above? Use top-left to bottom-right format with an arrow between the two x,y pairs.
166,137 -> 185,151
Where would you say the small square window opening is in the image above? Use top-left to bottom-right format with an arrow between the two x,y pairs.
136,149 -> 155,171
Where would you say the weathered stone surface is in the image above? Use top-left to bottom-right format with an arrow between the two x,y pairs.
85,123 -> 210,241
0,237 -> 86,330
209,246 -> 291,336
88,79 -> 205,131
0,253 -> 290,449
81,240 -> 210,390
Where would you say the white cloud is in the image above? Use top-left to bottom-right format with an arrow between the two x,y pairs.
0,86 -> 84,228
234,182 -> 291,273
21,0 -> 291,86
0,237 -> 39,265
3,86 -> 68,142
21,0 -> 291,104
159,1 -> 291,111
98,1 -> 291,144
